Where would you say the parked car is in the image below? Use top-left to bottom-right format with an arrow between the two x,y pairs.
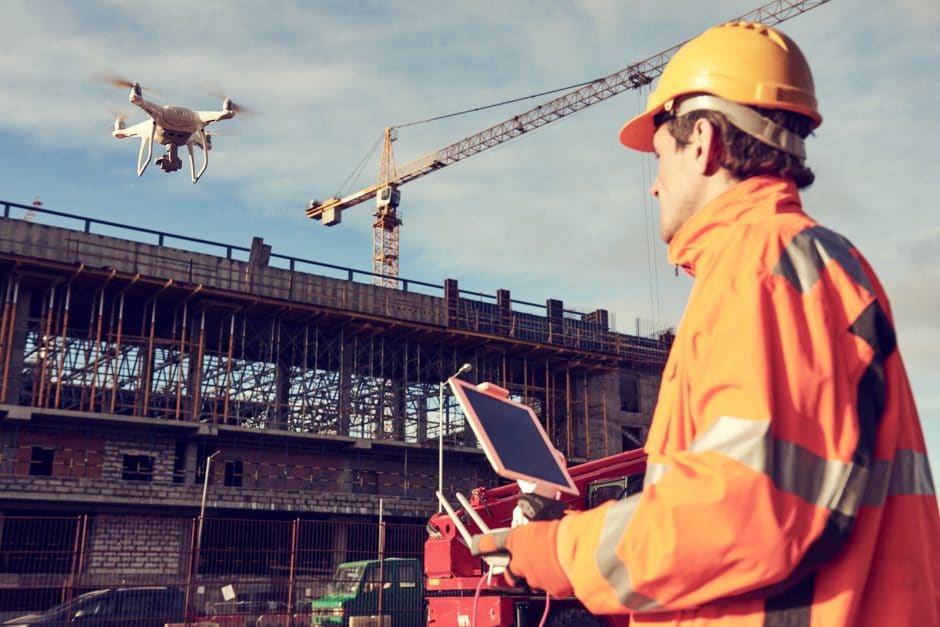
2,586 -> 186,626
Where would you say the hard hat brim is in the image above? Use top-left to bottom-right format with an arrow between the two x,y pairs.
619,107 -> 659,152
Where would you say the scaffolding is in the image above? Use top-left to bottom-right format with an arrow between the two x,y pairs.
0,272 -> 630,459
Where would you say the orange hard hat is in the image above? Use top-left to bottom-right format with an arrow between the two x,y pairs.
619,21 -> 821,152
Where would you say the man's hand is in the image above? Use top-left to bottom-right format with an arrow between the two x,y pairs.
471,520 -> 574,598
470,527 -> 511,556
468,529 -> 512,578
517,493 -> 569,521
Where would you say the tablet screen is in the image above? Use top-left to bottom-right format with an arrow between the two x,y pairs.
448,378 -> 578,495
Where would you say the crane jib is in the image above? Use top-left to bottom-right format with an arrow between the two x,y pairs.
305,0 -> 833,285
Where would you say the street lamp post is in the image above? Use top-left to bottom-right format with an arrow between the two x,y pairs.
188,450 -> 221,617
438,363 -> 472,511
196,450 -> 221,557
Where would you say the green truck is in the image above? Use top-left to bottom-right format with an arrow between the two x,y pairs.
310,558 -> 423,627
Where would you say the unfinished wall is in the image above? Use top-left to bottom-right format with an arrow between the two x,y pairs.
85,514 -> 188,580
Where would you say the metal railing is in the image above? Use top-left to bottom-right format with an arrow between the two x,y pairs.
0,200 -> 673,343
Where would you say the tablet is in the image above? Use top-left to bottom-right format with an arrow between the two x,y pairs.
447,377 -> 578,496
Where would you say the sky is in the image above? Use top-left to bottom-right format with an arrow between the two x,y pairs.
1,0 -> 939,474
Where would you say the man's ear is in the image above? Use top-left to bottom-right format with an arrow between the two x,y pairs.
691,117 -> 722,176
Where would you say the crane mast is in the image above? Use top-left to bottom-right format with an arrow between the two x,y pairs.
305,0 -> 832,286
373,128 -> 402,287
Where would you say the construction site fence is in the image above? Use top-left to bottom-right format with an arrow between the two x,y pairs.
0,513 -> 428,625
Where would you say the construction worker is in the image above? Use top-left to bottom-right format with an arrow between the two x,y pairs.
474,21 -> 940,626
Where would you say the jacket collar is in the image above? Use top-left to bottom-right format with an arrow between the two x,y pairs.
666,175 -> 804,276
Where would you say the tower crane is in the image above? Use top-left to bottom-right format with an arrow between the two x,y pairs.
305,0 -> 832,288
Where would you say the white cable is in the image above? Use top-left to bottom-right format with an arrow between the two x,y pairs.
471,572 -> 487,626
537,590 -> 551,627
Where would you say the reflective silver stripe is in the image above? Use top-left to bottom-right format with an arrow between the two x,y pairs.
643,418 -> 868,515
862,449 -> 937,506
595,494 -> 661,611
649,419 -> 940,511
772,226 -> 872,295
893,448 -> 936,496
642,429 -> 936,518
601,418 -> 936,610
643,462 -> 669,488
690,416 -> 867,517
770,433 -> 865,518
688,414 -> 770,465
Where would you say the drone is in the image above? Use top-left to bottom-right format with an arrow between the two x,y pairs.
105,75 -> 245,183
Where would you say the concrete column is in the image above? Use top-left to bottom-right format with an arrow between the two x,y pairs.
246,237 -> 271,293
416,395 -> 428,443
185,441 -> 200,486
444,279 -> 459,328
337,332 -> 352,436
3,286 -> 32,405
275,354 -> 291,430
583,369 -> 661,459
497,289 -> 511,336
546,298 -> 563,345
394,375 -> 407,440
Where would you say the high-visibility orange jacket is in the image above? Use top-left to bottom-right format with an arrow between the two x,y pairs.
512,175 -> 940,626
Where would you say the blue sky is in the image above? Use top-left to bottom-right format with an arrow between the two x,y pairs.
1,0 -> 938,474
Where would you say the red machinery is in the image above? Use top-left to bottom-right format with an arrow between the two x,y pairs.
424,448 -> 647,627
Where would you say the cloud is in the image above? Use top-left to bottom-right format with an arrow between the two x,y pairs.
897,0 -> 940,23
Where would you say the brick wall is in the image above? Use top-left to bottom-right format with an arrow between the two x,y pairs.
0,416 -> 494,519
103,435 -> 176,482
11,430 -> 104,479
85,514 -> 188,577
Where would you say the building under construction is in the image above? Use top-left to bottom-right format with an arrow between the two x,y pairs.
0,200 -> 670,618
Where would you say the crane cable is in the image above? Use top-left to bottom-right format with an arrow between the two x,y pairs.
393,78 -> 603,130
338,132 -> 384,197
637,86 -> 663,336
336,78 -> 603,197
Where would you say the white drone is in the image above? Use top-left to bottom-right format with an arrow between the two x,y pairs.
106,75 -> 245,183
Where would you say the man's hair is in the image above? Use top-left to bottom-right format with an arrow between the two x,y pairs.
667,107 -> 816,189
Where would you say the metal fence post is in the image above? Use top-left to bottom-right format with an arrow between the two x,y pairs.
288,519 -> 300,618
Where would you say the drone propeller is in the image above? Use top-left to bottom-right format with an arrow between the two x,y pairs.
204,87 -> 255,115
110,108 -> 132,122
226,98 -> 253,115
94,71 -> 160,96
106,109 -> 131,135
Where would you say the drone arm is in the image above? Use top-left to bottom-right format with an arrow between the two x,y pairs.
136,122 -> 156,177
196,110 -> 233,125
131,94 -> 164,121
